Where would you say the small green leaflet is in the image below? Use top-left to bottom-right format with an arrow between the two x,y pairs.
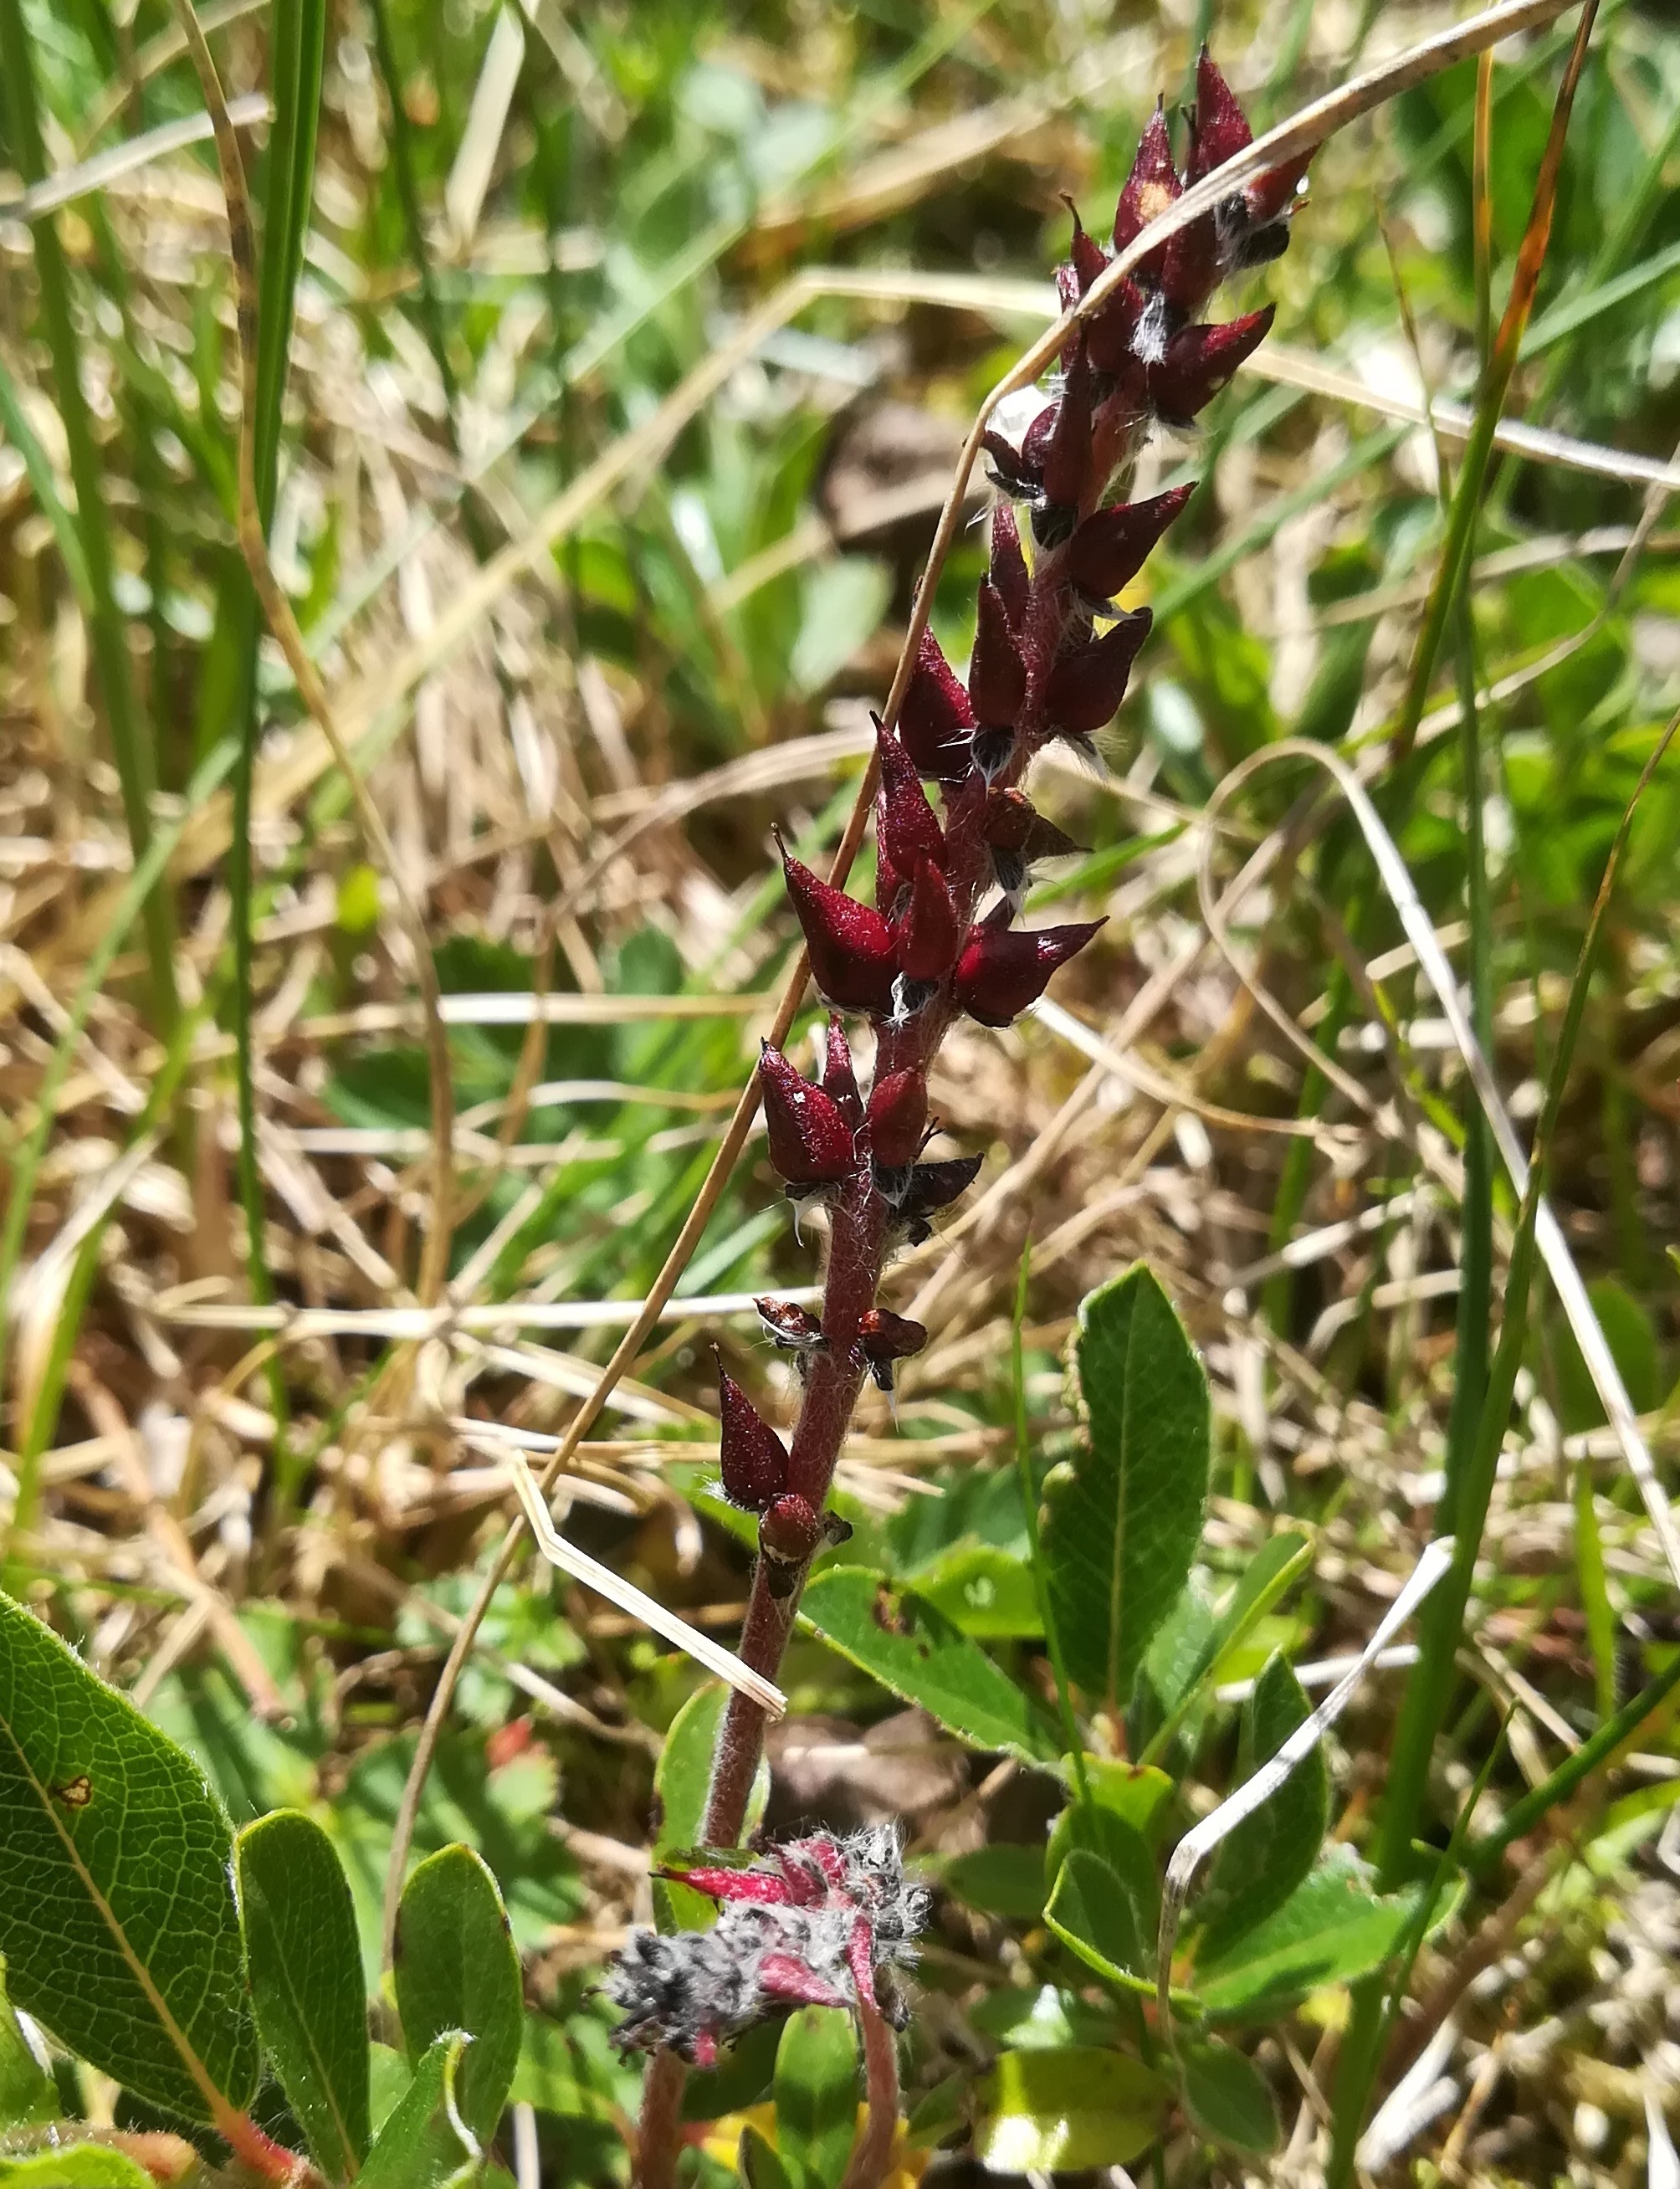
356,2030 -> 479,2189
773,2007 -> 858,2189
1193,1848 -> 1418,2021
0,1591 -> 258,2124
1042,1266 -> 1211,1710
975,2047 -> 1167,2171
394,1844 -> 522,2147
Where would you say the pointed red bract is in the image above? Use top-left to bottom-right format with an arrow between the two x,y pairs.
953,916 -> 1105,1027
1067,486 -> 1193,601
1086,274 -> 1148,378
1113,101 -> 1181,262
983,787 -> 1085,862
873,716 -> 945,879
758,1042 -> 857,1187
1042,335 -> 1097,511
1064,199 -> 1109,294
898,629 -> 975,784
1045,607 -> 1152,736
858,1306 -> 928,1366
757,1954 -> 849,2012
894,855 -> 960,984
662,1862 -> 795,1908
780,845 -> 899,1013
866,1069 -> 929,1169
968,579 -> 1027,728
1187,49 -> 1252,182
1150,305 -> 1274,424
820,1013 -> 863,1128
989,501 -> 1029,630
899,1154 -> 983,1221
716,1359 -> 790,1514
1247,149 -> 1314,227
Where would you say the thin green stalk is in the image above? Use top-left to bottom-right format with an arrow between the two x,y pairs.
1389,0 -> 1601,766
1012,1244 -> 1088,1802
0,0 -> 179,1034
1467,1647 -> 1680,1875
1328,700 -> 1680,2182
229,0 -> 326,1502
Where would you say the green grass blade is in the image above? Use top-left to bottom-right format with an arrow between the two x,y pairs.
0,0 -> 179,1034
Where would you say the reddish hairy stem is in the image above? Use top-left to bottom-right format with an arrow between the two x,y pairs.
839,1995 -> 902,2189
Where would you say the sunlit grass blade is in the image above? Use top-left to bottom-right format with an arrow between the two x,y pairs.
0,0 -> 179,1035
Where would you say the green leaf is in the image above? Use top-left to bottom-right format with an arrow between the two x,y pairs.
394,1844 -> 522,2147
0,1590 -> 258,2123
913,1546 -> 1042,1638
774,2007 -> 858,2189
942,1844 -> 1047,1922
0,1960 -> 53,2128
1194,1655 -> 1326,1963
652,1683 -> 770,1932
798,1570 -> 1060,1764
1046,1762 -> 1175,1870
236,1808 -> 371,2179
973,2047 -> 1167,2171
1178,2036 -> 1278,2152
738,2122 -> 798,2189
0,2150 -> 154,2186
356,2031 -> 479,2189
1193,1849 -> 1417,2021
1045,1849 -> 1150,1993
1042,1265 -> 1211,1710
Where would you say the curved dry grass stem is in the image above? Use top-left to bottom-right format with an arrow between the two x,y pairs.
166,0 -> 456,1310
382,0 -> 1589,1981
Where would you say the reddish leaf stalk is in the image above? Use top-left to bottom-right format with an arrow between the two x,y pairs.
632,54 -> 1309,2188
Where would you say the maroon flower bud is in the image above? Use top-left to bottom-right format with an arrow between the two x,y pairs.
899,1153 -> 984,1222
759,1489 -> 822,1568
894,855 -> 960,985
1066,485 -> 1194,602
981,427 -> 1038,504
1041,334 -> 1097,513
988,501 -> 1030,630
1063,198 -> 1109,294
873,715 -> 945,880
1113,100 -> 1181,274
1187,49 -> 1253,182
867,1069 -> 929,1170
755,1295 -> 826,1357
758,1042 -> 856,1188
858,1307 -> 929,1396
898,629 -> 975,785
1149,305 -> 1274,425
1021,400 -> 1059,478
1045,607 -> 1152,738
953,915 -> 1105,1027
716,1358 -> 790,1514
779,842 -> 899,1014
1160,215 -> 1222,316
819,1013 -> 863,1129
1086,274 -> 1148,377
982,787 -> 1086,863
968,579 -> 1027,728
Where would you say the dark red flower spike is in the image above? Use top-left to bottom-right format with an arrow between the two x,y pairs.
894,855 -> 960,985
1045,607 -> 1152,740
867,1069 -> 930,1171
778,841 -> 899,1014
873,715 -> 945,880
898,629 -> 975,785
1149,305 -> 1274,425
819,1013 -> 863,1129
758,1042 -> 856,1189
1067,485 -> 1194,602
953,915 -> 1105,1027
715,1357 -> 791,1514
968,579 -> 1027,728
988,502 -> 1030,631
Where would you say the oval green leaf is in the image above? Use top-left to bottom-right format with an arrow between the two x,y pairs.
0,1959 -> 53,2129
1045,1848 -> 1150,1993
738,2121 -> 798,2189
774,2006 -> 858,2189
236,1809 -> 371,2179
1179,2035 -> 1278,2153
798,1569 -> 1060,1764
1193,1849 -> 1418,2022
394,1844 -> 522,2148
0,1590 -> 258,2123
1042,1265 -> 1211,1710
974,2046 -> 1167,2171
0,2149 -> 154,2186
356,2030 -> 479,2189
